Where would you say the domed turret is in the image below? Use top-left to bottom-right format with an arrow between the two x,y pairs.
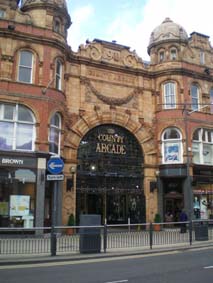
20,0 -> 71,39
148,18 -> 188,55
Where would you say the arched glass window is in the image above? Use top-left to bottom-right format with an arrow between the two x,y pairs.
55,59 -> 62,90
170,49 -> 177,60
164,82 -> 176,109
200,51 -> 205,65
0,9 -> 5,18
159,51 -> 165,62
191,84 -> 199,111
0,103 -> 35,151
53,18 -> 61,33
18,50 -> 33,83
49,113 -> 62,155
192,128 -> 213,165
162,127 -> 182,164
210,88 -> 213,114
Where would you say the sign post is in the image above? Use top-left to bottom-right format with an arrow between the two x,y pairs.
47,157 -> 64,256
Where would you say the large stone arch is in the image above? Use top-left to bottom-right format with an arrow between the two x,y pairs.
65,110 -> 156,165
62,110 -> 157,224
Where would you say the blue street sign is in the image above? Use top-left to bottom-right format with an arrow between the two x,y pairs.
47,157 -> 64,174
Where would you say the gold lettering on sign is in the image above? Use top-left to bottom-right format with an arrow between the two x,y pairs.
96,134 -> 126,155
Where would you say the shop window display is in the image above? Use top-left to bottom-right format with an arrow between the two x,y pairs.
193,194 -> 213,220
0,169 -> 36,227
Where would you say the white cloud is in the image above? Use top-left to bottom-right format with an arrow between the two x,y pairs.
67,4 -> 94,51
67,0 -> 213,61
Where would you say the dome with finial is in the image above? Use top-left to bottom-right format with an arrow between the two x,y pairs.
148,18 -> 188,54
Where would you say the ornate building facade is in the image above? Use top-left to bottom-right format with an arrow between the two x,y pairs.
0,0 -> 212,228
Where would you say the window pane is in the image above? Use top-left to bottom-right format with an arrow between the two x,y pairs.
192,142 -> 200,163
49,128 -> 59,144
3,105 -> 14,120
191,85 -> 199,110
160,52 -> 164,61
16,124 -> 33,150
20,51 -> 33,67
56,76 -> 61,90
164,83 -> 175,109
49,128 -> 59,154
18,67 -> 32,83
50,114 -> 60,127
203,144 -> 212,165
56,61 -> 62,90
54,20 -> 60,32
0,122 -> 14,150
49,142 -> 58,154
170,49 -> 176,60
18,106 -> 33,122
56,61 -> 61,74
164,128 -> 180,139
0,10 -> 5,18
193,129 -> 200,141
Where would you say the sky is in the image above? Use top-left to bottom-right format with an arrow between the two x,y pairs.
67,0 -> 213,62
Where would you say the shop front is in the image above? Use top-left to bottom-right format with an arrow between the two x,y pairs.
76,124 -> 146,224
193,166 -> 213,220
0,153 -> 47,228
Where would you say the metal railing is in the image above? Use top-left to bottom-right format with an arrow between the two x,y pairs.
0,220 -> 212,256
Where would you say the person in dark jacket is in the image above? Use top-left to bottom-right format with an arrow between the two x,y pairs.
180,210 -> 188,233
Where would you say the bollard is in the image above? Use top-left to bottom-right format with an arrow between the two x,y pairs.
103,224 -> 107,253
149,222 -> 153,249
51,227 -> 57,256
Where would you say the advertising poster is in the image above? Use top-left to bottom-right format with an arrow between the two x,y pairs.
10,195 -> 30,216
165,143 -> 180,163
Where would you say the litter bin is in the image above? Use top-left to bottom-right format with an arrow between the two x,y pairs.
194,222 -> 208,241
79,214 -> 101,254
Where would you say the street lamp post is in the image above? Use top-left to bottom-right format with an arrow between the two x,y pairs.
183,103 -> 193,221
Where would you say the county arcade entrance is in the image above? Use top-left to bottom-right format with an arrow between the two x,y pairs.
76,124 -> 145,224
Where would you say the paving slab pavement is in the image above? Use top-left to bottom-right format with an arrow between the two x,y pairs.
1,241 -> 213,266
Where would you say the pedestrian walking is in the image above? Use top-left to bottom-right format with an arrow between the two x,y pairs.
180,210 -> 187,233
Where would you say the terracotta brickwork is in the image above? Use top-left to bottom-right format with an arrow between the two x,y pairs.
0,2 -> 212,226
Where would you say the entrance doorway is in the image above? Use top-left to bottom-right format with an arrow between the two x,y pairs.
163,179 -> 184,222
76,124 -> 145,224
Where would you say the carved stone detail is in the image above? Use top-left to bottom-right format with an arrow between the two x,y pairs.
81,78 -> 142,106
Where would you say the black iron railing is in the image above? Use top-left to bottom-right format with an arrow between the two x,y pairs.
0,220 -> 212,256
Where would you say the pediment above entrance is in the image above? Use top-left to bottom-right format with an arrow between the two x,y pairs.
76,39 -> 145,69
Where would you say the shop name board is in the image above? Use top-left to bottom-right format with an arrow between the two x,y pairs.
1,158 -> 24,165
96,134 -> 126,155
0,157 -> 37,168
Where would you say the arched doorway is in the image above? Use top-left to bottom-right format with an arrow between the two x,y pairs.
76,124 -> 145,224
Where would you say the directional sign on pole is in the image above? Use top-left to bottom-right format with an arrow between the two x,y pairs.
47,174 -> 64,181
47,157 -> 64,174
